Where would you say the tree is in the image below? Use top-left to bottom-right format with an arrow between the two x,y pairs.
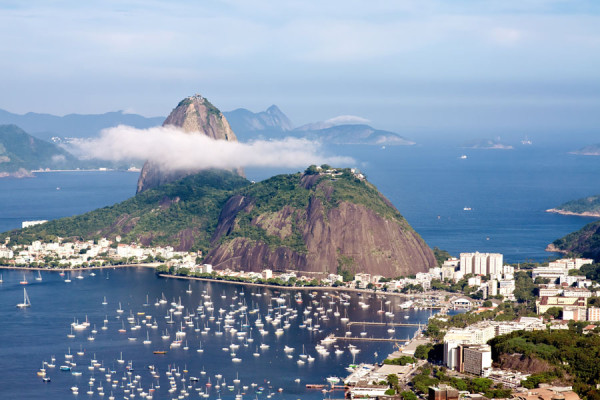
414,344 -> 433,360
543,306 -> 562,320
482,300 -> 493,308
387,374 -> 399,393
305,165 -> 320,175
401,391 -> 418,400
470,378 -> 493,393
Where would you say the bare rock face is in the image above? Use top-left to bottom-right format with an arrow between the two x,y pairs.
136,95 -> 242,193
203,174 -> 436,277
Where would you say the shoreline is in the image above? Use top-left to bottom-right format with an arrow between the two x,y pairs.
158,273 -> 414,297
546,208 -> 600,218
1,265 -> 437,300
0,263 -> 158,272
31,169 -> 139,173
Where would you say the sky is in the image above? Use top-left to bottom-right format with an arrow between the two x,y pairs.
1,0 -> 600,135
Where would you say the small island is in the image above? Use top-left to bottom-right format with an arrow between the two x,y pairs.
569,144 -> 600,156
546,195 -> 600,218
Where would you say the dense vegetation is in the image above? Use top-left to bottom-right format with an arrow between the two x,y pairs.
489,330 -> 600,399
7,169 -> 251,253
578,263 -> 600,283
552,221 -> 600,262
433,247 -> 452,267
553,195 -> 600,215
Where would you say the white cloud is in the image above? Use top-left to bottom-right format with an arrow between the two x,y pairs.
70,125 -> 354,170
51,154 -> 66,163
325,115 -> 370,125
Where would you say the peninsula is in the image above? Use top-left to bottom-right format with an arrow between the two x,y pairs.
546,195 -> 600,218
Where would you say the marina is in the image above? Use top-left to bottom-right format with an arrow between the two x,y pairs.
0,267 -> 437,399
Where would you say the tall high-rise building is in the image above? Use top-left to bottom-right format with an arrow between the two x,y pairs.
459,252 -> 504,276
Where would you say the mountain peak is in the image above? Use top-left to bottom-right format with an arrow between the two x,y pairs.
136,94 -> 242,193
266,104 -> 282,114
163,95 -> 237,141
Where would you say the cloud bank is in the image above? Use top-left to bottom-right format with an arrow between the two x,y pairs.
71,125 -> 354,170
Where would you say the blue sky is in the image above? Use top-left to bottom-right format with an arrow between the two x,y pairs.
1,0 -> 599,134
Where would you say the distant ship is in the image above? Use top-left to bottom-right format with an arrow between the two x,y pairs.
463,207 -> 472,211
521,137 -> 532,145
459,155 -> 467,159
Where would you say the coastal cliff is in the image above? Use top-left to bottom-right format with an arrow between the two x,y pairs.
136,95 -> 243,193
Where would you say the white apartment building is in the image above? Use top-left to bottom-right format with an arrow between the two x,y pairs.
549,258 -> 593,270
262,269 -> 273,279
460,252 -> 503,276
463,345 -> 492,376
562,288 -> 592,299
588,307 -> 600,322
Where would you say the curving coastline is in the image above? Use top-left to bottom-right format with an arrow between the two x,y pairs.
0,263 -> 158,272
158,273 -> 416,298
545,243 -> 569,254
545,208 -> 600,218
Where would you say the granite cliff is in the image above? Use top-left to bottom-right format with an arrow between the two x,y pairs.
136,95 -> 242,193
9,168 -> 436,277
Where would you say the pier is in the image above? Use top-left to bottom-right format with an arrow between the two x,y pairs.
346,321 -> 422,327
333,336 -> 409,342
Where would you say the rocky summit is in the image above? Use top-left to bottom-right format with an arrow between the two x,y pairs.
136,94 -> 242,193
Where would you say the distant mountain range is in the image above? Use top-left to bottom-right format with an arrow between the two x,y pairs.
225,107 -> 414,145
0,104 -> 414,147
0,108 -> 163,141
223,105 -> 293,142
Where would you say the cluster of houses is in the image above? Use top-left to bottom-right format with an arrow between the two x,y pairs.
0,237 -> 196,268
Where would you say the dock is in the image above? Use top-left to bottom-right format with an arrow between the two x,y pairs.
333,336 -> 409,342
347,321 -> 421,327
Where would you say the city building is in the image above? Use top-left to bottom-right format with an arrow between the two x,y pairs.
463,344 -> 492,376
536,296 -> 586,315
460,252 -> 503,276
429,385 -> 459,400
588,307 -> 600,322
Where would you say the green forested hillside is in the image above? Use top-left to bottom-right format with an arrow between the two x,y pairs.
7,169 -> 250,252
0,124 -> 81,172
5,166 -> 435,276
489,329 -> 600,399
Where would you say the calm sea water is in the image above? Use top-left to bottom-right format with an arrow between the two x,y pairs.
0,145 -> 599,398
0,268 -> 430,399
1,147 -> 600,262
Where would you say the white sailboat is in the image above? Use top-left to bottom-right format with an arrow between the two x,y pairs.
17,288 -> 31,308
35,271 -> 42,281
64,273 -> 71,283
